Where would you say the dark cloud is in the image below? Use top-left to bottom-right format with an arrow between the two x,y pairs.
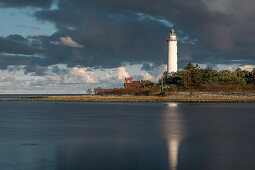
0,35 -> 43,55
0,35 -> 45,73
34,10 -> 170,68
7,65 -> 22,73
24,64 -> 48,76
0,54 -> 37,70
88,0 -> 254,51
0,0 -> 53,8
34,0 -> 255,67
1,0 -> 255,74
7,34 -> 28,43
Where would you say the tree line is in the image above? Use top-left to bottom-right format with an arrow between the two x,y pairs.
92,63 -> 255,96
161,62 -> 255,91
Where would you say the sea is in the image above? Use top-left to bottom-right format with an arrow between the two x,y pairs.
0,95 -> 255,170
0,94 -> 85,100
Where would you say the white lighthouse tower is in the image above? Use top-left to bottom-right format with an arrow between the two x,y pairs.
167,28 -> 178,74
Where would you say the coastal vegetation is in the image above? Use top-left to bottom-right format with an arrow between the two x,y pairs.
7,63 -> 255,103
93,84 -> 159,96
93,63 -> 255,96
10,93 -> 255,103
161,62 -> 255,92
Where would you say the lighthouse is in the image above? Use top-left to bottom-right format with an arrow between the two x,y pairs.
167,28 -> 178,74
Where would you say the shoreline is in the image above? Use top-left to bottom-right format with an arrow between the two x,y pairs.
3,93 -> 255,103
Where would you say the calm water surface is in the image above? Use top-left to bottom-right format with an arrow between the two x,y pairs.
0,101 -> 255,170
0,94 -> 85,100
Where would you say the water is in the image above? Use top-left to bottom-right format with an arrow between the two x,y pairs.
0,102 -> 255,170
0,94 -> 86,100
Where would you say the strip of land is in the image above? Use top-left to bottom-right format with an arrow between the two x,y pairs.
5,92 -> 255,103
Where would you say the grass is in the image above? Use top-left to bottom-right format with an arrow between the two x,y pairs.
6,95 -> 255,103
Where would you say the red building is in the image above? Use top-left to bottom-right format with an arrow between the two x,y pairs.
125,77 -> 133,84
124,77 -> 151,89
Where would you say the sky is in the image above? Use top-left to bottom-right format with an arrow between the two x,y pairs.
0,0 -> 255,94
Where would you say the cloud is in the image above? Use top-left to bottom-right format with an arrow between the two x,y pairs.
16,24 -> 27,28
63,67 -> 97,84
34,9 -> 170,69
16,24 -> 41,30
0,0 -> 54,8
0,77 -> 29,90
24,64 -> 48,76
34,0 -> 255,66
100,67 -> 130,83
99,66 -> 161,84
226,67 -> 234,72
0,65 -> 97,90
1,0 -> 255,80
31,26 -> 41,30
239,65 -> 254,72
0,64 -> 164,93
133,72 -> 154,81
0,54 -> 42,70
0,35 -> 42,55
50,36 -> 84,48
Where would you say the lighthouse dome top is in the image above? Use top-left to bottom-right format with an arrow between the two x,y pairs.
170,28 -> 176,36
167,28 -> 177,41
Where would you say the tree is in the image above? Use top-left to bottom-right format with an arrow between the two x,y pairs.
87,88 -> 92,95
202,68 -> 218,84
252,68 -> 255,84
183,63 -> 203,88
217,70 -> 239,83
185,62 -> 195,70
94,87 -> 103,95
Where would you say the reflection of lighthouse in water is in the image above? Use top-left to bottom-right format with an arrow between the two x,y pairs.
164,103 -> 185,170
167,28 -> 178,74
169,137 -> 179,170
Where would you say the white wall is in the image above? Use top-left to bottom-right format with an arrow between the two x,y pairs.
168,40 -> 178,73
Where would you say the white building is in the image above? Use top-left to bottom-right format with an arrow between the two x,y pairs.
167,28 -> 178,74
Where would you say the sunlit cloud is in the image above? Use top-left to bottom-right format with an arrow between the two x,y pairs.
50,36 -> 84,48
239,65 -> 254,71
